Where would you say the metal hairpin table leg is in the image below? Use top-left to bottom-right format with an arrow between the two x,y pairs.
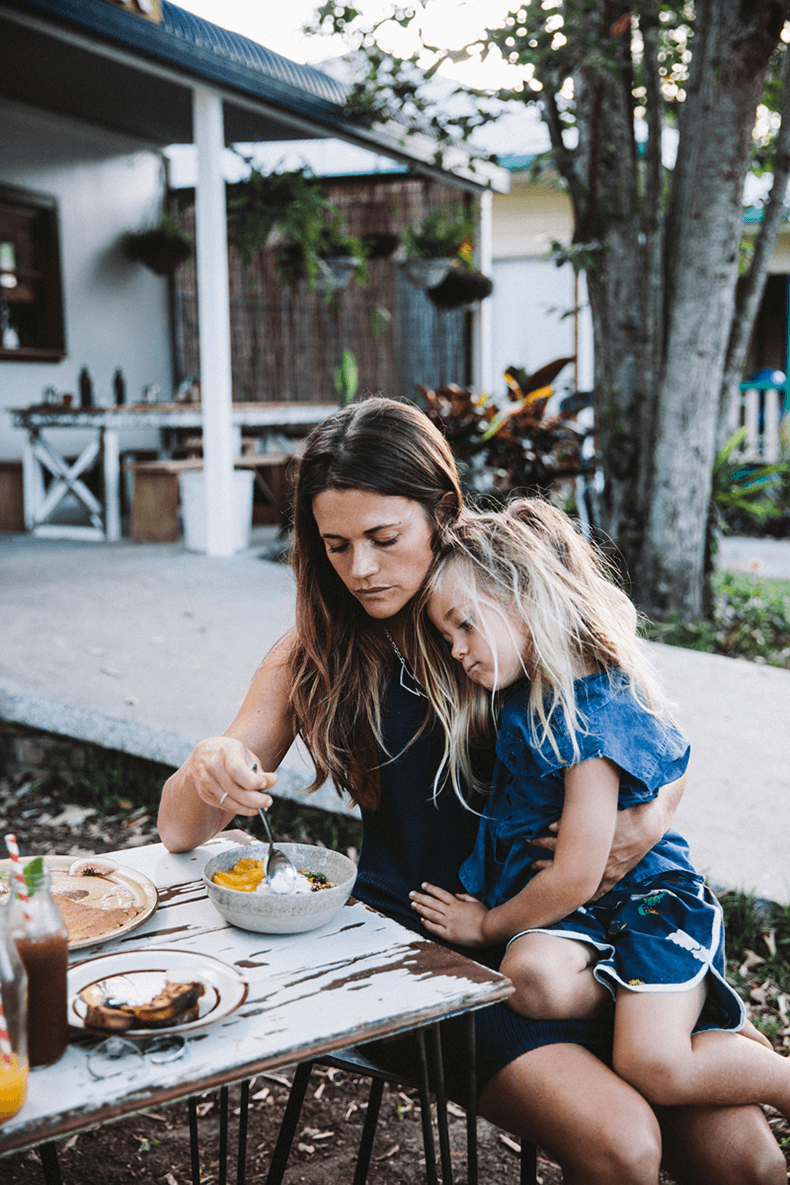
237,1078 -> 250,1185
264,1060 -> 315,1185
37,1141 -> 62,1185
218,1084 -> 229,1185
521,1138 -> 537,1185
426,1024 -> 453,1185
413,1028 -> 440,1185
463,1010 -> 478,1185
188,1096 -> 201,1185
351,1077 -> 385,1185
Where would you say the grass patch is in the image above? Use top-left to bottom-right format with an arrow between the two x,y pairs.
718,888 -> 790,1046
643,571 -> 790,668
50,746 -> 175,820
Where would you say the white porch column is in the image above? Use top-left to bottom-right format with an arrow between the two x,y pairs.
193,86 -> 235,556
471,190 -> 494,393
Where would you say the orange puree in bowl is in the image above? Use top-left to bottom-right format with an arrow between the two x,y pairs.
212,858 -> 265,892
0,1054 -> 28,1123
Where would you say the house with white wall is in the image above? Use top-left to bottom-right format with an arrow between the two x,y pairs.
0,0 -> 499,545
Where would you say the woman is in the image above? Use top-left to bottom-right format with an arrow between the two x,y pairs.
159,398 -> 784,1184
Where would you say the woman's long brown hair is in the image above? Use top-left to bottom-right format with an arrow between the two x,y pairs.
289,397 -> 463,809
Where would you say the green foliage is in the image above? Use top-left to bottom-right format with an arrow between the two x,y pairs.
57,747 -> 174,819
719,889 -> 790,991
226,163 -> 367,291
712,428 -> 789,531
22,855 -> 44,894
226,166 -> 332,268
401,203 -> 478,260
643,571 -> 790,668
334,349 -> 359,406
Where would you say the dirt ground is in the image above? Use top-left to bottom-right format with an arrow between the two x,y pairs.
1,769 -> 788,1185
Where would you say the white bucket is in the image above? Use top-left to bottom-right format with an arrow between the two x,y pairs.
179,469 -> 254,553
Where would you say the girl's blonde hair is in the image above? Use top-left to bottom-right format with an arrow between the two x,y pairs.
415,498 -> 672,803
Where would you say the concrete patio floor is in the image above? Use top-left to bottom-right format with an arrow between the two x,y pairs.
1,529 -> 789,903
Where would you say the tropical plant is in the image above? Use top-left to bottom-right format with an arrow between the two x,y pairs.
712,427 -> 789,533
334,348 -> 359,406
415,356 -> 579,503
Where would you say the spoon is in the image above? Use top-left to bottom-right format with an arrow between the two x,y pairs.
250,764 -> 298,894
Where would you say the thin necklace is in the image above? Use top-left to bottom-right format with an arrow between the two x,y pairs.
383,627 -> 424,697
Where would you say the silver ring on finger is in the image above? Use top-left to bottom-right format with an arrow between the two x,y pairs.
219,791 -> 229,806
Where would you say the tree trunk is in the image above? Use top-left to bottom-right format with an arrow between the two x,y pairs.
717,41 -> 790,455
636,0 -> 785,619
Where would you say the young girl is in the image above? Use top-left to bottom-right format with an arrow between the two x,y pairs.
410,497 -> 790,1119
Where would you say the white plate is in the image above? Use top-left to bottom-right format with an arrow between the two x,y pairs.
0,855 -> 158,950
68,948 -> 248,1036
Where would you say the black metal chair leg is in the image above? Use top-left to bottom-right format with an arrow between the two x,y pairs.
520,1138 -> 537,1185
218,1084 -> 229,1185
264,1060 -> 315,1185
351,1076 -> 385,1185
426,1024 -> 453,1185
414,1029 -> 440,1185
463,1011 -> 478,1185
237,1078 -> 250,1185
188,1096 -> 201,1185
37,1141 -> 62,1185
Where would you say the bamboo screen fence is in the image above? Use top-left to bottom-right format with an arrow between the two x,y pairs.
170,176 -> 469,405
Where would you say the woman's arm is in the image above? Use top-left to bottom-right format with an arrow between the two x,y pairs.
157,632 -> 299,853
410,757 -> 621,947
529,770 -> 688,898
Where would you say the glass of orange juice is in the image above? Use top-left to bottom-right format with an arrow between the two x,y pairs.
1,890 -> 29,1124
0,1053 -> 28,1122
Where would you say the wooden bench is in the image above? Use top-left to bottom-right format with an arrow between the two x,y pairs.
123,454 -> 293,542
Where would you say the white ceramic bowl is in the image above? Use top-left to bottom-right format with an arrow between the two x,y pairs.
202,843 -> 357,935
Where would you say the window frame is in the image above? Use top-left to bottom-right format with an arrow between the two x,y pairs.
0,182 -> 66,362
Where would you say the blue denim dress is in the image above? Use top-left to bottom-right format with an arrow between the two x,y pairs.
459,671 -> 745,1033
353,671 -> 613,1097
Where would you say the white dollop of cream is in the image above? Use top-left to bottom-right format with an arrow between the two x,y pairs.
254,872 -> 313,896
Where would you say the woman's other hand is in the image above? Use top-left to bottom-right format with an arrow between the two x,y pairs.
529,773 -> 688,900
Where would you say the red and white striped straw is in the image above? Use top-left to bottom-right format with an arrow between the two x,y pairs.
0,1001 -> 13,1067
4,834 -> 31,925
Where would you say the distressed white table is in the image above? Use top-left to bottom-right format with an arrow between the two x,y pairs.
0,837 -> 512,1177
9,403 -> 338,541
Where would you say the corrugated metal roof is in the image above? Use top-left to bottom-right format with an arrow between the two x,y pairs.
159,3 -> 348,108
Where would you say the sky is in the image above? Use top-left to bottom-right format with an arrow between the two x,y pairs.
172,0 -> 523,89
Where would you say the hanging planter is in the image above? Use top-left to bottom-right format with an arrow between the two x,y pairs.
427,267 -> 494,311
400,257 -> 454,289
123,216 -> 193,276
315,256 -> 362,295
360,232 -> 399,260
400,202 -> 479,289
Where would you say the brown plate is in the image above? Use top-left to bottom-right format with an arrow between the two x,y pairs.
0,855 -> 158,949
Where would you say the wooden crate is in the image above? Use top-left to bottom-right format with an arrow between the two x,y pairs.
124,455 -> 292,541
0,460 -> 25,531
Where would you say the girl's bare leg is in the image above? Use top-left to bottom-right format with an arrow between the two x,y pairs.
614,978 -> 790,1118
478,1042 -> 662,1185
658,1102 -> 786,1185
500,932 -> 611,1020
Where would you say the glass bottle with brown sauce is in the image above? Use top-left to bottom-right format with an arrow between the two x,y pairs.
7,859 -> 68,1068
